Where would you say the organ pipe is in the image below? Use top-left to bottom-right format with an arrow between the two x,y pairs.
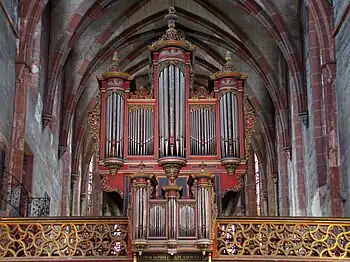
190,106 -> 216,155
130,167 -> 154,240
219,91 -> 239,158
105,92 -> 125,158
193,168 -> 214,242
158,65 -> 186,158
128,106 -> 155,155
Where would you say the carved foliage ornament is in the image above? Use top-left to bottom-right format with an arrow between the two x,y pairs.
129,86 -> 153,99
190,104 -> 215,112
88,97 -> 100,154
160,160 -> 186,184
244,98 -> 256,156
221,173 -> 245,195
100,174 -> 125,198
128,104 -> 154,112
190,86 -> 214,99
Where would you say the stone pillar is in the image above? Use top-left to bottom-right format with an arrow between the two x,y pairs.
71,173 -> 81,216
245,149 -> 257,216
60,150 -> 71,216
92,173 -> 103,216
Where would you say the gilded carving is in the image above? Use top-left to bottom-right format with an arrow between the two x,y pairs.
221,174 -> 245,195
158,158 -> 186,184
128,104 -> 154,112
244,98 -> 256,156
190,104 -> 215,112
88,97 -> 100,153
217,220 -> 350,259
0,219 -> 128,258
190,86 -> 215,99
129,86 -> 153,99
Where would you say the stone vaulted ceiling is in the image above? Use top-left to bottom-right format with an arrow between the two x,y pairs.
47,0 -> 302,161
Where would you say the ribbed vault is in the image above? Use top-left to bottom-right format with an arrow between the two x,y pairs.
23,0 -> 303,177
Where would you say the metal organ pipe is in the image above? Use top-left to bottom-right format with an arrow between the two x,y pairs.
128,106 -> 155,156
158,65 -> 185,158
190,106 -> 216,155
220,91 -> 239,158
105,92 -> 124,158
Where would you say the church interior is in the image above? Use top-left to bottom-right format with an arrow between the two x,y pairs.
0,0 -> 350,261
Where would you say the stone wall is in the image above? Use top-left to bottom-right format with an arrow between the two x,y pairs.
333,0 -> 350,216
0,6 -> 16,154
23,4 -> 63,216
1,0 -> 18,29
301,2 -> 324,217
25,88 -> 62,216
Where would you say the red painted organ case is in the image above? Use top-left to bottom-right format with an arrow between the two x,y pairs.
96,6 -> 249,260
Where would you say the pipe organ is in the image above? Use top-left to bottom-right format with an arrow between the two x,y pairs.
96,6 -> 250,260
128,104 -> 155,156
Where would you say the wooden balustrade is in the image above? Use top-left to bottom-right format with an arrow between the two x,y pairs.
216,217 -> 350,260
1,216 -> 350,261
0,217 -> 129,260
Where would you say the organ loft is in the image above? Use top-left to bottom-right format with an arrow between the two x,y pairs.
95,7 -> 255,260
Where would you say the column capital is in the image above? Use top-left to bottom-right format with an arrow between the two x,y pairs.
163,185 -> 182,199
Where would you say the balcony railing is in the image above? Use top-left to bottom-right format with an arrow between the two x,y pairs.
0,217 -> 129,260
216,217 -> 350,260
0,171 -> 51,217
1,216 -> 350,260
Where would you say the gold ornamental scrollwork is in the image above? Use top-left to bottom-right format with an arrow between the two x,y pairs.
88,97 -> 100,153
0,218 -> 128,259
244,98 -> 256,156
190,86 -> 215,99
217,219 -> 350,260
129,86 -> 153,99
221,173 -> 246,196
190,104 -> 215,112
128,104 -> 154,112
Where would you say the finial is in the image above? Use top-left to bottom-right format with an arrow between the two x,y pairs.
222,50 -> 236,72
165,7 -> 178,31
108,51 -> 121,72
225,51 -> 232,62
112,51 -> 120,63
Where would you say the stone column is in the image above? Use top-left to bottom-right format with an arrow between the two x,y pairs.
245,149 -> 257,216
71,173 -> 81,216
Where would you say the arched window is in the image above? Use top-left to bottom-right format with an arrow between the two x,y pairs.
86,156 -> 94,216
254,153 -> 262,216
